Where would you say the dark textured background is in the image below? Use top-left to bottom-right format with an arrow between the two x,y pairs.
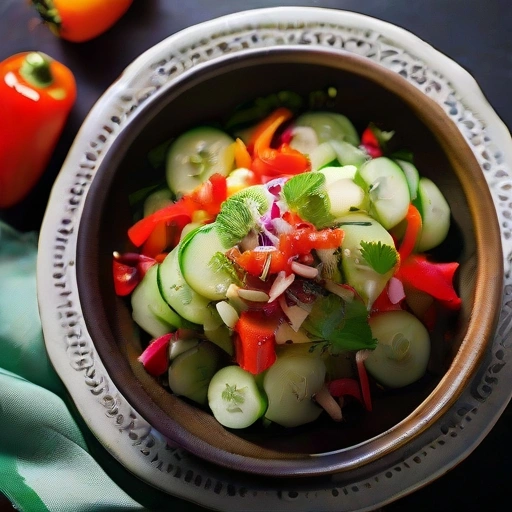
1,1 -> 511,510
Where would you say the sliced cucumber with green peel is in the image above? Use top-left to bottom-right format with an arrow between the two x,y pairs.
263,353 -> 326,428
325,178 -> 366,218
208,366 -> 268,429
329,139 -> 368,168
309,141 -> 337,171
131,264 -> 181,338
413,177 -> 451,252
338,213 -> 398,307
143,188 -> 174,217
166,127 -> 235,196
358,157 -> 411,229
168,341 -> 222,405
317,165 -> 357,186
158,247 -> 211,324
394,159 -> 420,201
178,223 -> 238,301
294,112 -> 360,146
365,310 -> 430,388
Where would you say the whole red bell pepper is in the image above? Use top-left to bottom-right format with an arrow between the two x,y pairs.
0,52 -> 76,208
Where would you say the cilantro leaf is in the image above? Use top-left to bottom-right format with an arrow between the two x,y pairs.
359,240 -> 398,275
302,294 -> 376,352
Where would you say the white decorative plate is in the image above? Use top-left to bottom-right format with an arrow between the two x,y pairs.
38,7 -> 512,511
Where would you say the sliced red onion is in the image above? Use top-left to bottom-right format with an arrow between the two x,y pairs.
388,276 -> 406,304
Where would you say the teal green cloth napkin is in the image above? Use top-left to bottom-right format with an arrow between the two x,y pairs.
0,221 -> 146,512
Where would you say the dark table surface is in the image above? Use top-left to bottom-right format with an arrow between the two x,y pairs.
2,1 -> 511,511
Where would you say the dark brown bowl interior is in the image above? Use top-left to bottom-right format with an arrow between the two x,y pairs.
77,47 -> 502,477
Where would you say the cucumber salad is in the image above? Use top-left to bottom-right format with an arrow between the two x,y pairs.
113,96 -> 461,431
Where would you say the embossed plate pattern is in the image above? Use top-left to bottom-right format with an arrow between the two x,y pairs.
38,7 -> 512,511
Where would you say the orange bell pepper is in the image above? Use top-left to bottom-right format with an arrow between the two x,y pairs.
0,52 -> 76,208
32,0 -> 133,43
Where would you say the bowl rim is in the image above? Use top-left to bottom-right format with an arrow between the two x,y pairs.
74,45 -> 503,477
36,6 -> 512,509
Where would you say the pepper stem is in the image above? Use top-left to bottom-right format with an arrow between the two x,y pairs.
19,52 -> 53,88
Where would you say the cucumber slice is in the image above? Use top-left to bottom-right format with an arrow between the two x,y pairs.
289,126 -> 319,154
131,264 -> 181,338
309,141 -> 337,171
294,112 -> 360,146
338,213 -> 397,307
413,177 -> 451,252
358,157 -> 411,229
394,159 -> 420,201
143,188 -> 174,217
317,165 -> 357,186
364,310 -> 430,388
168,341 -> 222,405
208,366 -> 268,429
178,223 -> 238,301
166,127 -> 235,196
329,139 -> 368,168
263,353 -> 326,428
325,178 -> 366,217
158,247 -> 211,324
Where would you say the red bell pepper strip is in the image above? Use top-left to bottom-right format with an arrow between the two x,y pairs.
328,378 -> 363,404
248,107 -> 293,152
356,350 -> 373,412
234,309 -> 282,374
249,108 -> 310,178
398,256 -> 461,309
398,204 -> 422,261
128,174 -> 227,248
0,52 -> 76,208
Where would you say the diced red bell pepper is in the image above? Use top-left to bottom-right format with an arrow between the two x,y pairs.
113,252 -> 156,296
234,309 -> 282,374
361,126 -> 383,158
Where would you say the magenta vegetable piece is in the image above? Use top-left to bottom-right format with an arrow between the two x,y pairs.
328,378 -> 363,403
138,333 -> 173,376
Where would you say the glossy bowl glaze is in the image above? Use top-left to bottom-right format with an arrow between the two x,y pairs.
76,47 -> 502,477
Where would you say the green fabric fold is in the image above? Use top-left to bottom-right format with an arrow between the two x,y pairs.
0,221 -> 145,512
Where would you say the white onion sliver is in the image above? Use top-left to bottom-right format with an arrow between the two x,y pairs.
215,301 -> 239,329
237,289 -> 270,302
271,217 -> 294,235
324,279 -> 355,302
268,271 -> 295,303
275,322 -> 311,344
291,261 -> 318,279
279,296 -> 310,331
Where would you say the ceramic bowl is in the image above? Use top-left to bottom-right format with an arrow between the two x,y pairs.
74,46 -> 502,477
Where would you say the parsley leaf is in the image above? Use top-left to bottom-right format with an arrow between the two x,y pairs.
359,240 -> 398,275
